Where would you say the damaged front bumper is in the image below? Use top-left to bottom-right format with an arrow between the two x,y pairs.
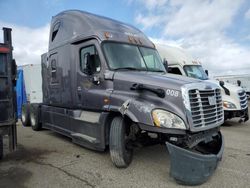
224,107 -> 249,122
166,131 -> 224,185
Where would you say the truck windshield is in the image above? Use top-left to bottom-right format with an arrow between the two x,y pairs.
102,42 -> 166,72
183,65 -> 208,80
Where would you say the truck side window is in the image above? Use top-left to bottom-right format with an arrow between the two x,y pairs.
51,22 -> 60,42
80,45 -> 101,74
0,54 -> 7,75
143,55 -> 156,68
139,47 -> 164,71
168,67 -> 182,75
51,59 -> 58,83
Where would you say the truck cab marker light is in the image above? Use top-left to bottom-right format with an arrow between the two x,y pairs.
0,47 -> 10,53
104,98 -> 109,103
128,36 -> 133,43
133,37 -> 138,44
104,32 -> 112,39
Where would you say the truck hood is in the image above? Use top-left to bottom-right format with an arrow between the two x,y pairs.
113,71 -> 201,91
209,79 -> 245,110
209,80 -> 243,93
109,71 -> 223,132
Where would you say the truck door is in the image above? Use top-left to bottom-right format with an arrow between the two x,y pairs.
48,52 -> 62,105
75,40 -> 108,110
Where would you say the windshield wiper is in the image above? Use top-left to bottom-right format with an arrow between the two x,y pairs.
113,67 -> 145,71
131,83 -> 165,98
113,67 -> 165,73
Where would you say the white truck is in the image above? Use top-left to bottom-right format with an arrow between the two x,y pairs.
156,44 -> 249,122
20,64 -> 42,126
214,75 -> 250,99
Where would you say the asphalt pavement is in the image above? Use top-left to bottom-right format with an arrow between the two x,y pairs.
0,107 -> 250,188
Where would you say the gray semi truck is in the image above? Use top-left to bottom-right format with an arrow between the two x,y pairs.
0,27 -> 17,159
24,10 -> 224,185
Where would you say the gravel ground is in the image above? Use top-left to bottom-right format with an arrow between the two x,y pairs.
0,107 -> 250,188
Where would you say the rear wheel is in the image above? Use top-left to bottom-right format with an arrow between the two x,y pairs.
30,104 -> 42,131
109,116 -> 133,168
21,104 -> 30,127
0,135 -> 3,160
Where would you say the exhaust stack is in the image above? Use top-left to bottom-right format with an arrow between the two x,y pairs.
3,27 -> 12,47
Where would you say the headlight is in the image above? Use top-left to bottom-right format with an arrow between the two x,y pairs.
152,109 -> 186,129
223,101 -> 236,109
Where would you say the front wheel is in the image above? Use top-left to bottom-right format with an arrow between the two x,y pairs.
109,116 -> 133,168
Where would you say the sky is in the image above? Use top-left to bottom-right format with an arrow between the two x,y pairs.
0,0 -> 250,76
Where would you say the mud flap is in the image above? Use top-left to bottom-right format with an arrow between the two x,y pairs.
166,132 -> 224,185
244,109 -> 249,122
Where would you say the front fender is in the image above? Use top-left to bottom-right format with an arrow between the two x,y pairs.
108,88 -> 188,129
118,99 -> 154,124
111,98 -> 187,129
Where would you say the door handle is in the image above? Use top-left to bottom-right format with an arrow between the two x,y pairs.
77,86 -> 82,100
77,86 -> 82,92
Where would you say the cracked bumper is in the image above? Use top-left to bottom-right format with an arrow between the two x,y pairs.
224,108 -> 249,122
166,131 -> 224,185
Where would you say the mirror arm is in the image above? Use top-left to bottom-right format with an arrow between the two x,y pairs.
93,75 -> 100,85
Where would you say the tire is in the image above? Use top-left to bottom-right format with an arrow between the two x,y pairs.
30,104 -> 42,131
21,104 -> 30,127
0,136 -> 3,160
109,116 -> 133,168
247,92 -> 250,100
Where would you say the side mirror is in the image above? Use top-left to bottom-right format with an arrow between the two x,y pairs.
205,70 -> 208,76
219,80 -> 230,95
219,80 -> 224,87
83,52 -> 92,75
237,80 -> 241,87
163,59 -> 168,72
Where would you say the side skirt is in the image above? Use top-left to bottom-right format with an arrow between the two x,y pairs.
41,105 -> 110,151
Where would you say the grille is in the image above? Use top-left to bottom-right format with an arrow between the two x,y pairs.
238,90 -> 248,109
188,88 -> 223,129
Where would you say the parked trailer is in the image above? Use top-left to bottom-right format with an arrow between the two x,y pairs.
156,44 -> 249,123
20,64 -> 42,126
16,69 -> 27,119
0,27 -> 17,159
23,10 -> 224,185
214,75 -> 250,99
